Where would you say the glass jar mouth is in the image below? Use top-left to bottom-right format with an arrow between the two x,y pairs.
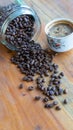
1,5 -> 41,50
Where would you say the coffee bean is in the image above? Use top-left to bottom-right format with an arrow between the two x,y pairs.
43,97 -> 49,102
63,99 -> 68,104
27,86 -> 34,91
49,66 -> 53,72
60,72 -> 64,77
44,103 -> 54,108
63,89 -> 68,94
52,87 -> 56,92
22,76 -> 33,82
22,76 -> 28,81
44,103 -> 49,108
54,70 -> 58,74
55,91 -> 59,96
40,86 -> 45,91
44,71 -> 49,76
58,88 -> 63,95
55,106 -> 61,110
43,88 -> 47,95
49,90 -> 54,95
18,84 -> 23,89
34,96 -> 41,100
49,95 -> 54,100
41,79 -> 45,83
53,101 -> 58,106
58,75 -> 62,79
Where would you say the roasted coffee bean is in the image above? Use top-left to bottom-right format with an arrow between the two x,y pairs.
41,79 -> 45,83
55,106 -> 61,110
53,101 -> 58,106
18,84 -> 23,89
44,103 -> 49,108
63,89 -> 68,94
44,71 -> 49,76
34,96 -> 41,100
51,77 -> 55,81
40,86 -> 45,91
27,86 -> 34,91
53,81 -> 59,85
51,74 -> 56,78
63,99 -> 68,104
51,87 -> 56,92
60,72 -> 64,77
22,76 -> 33,82
49,95 -> 54,100
43,88 -> 47,95
54,70 -> 58,74
46,91 -> 50,96
44,103 -> 54,108
55,91 -> 59,96
49,66 -> 53,72
55,85 -> 60,90
47,86 -> 52,91
43,97 -> 49,102
54,64 -> 58,69
22,76 -> 29,81
49,90 -> 54,96
58,88 -> 63,95
58,75 -> 62,79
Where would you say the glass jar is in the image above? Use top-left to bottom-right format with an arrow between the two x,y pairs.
0,0 -> 41,50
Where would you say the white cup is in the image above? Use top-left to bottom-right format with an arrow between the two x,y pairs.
45,18 -> 73,52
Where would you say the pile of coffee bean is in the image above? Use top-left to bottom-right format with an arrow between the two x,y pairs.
11,40 -> 68,110
5,14 -> 35,48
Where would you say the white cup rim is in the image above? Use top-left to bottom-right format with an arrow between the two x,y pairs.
45,18 -> 73,39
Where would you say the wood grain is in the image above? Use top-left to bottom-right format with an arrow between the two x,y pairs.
0,0 -> 73,130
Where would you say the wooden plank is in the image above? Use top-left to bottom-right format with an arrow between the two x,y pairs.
0,0 -> 73,130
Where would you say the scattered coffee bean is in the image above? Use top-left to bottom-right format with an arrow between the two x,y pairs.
44,103 -> 54,108
43,97 -> 49,102
49,95 -> 54,100
34,96 -> 41,100
63,89 -> 68,94
53,101 -> 58,106
58,88 -> 63,95
22,76 -> 33,82
18,84 -> 23,89
49,90 -> 54,95
54,70 -> 58,74
59,72 -> 64,77
55,106 -> 61,110
55,91 -> 59,96
58,75 -> 62,79
27,86 -> 34,91
44,103 -> 49,108
63,99 -> 68,104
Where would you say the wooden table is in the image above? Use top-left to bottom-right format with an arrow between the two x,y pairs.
0,0 -> 73,130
